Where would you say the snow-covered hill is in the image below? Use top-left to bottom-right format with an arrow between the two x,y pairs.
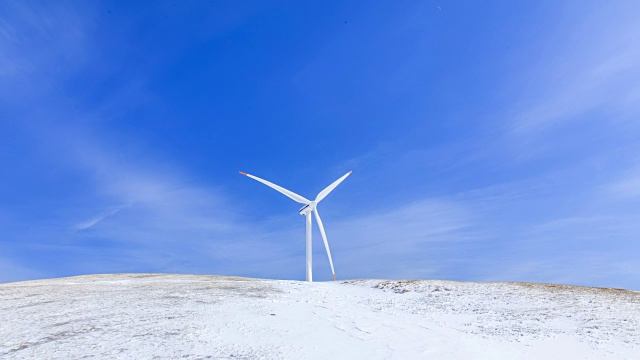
1,274 -> 638,359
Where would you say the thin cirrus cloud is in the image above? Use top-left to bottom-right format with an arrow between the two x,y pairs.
604,169 -> 640,200
73,207 -> 124,231
0,1 -> 92,93
506,6 -> 640,138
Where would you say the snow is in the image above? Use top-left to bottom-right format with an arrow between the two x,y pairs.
1,274 -> 638,359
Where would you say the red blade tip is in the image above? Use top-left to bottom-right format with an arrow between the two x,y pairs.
239,171 -> 247,176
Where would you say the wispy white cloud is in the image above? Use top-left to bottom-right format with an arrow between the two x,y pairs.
334,198 -> 474,249
507,4 -> 640,137
56,130 -> 239,241
603,170 -> 640,200
73,207 -> 124,231
0,1 -> 92,87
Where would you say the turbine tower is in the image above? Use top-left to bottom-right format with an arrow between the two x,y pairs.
239,171 -> 352,282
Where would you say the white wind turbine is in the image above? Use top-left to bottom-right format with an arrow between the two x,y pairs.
239,171 -> 352,282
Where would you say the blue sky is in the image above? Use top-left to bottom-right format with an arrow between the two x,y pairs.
2,1 -> 640,289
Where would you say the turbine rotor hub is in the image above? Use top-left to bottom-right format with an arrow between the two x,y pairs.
299,202 -> 316,215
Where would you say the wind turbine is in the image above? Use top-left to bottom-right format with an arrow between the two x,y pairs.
239,171 -> 352,282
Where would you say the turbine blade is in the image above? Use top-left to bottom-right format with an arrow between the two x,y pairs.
240,172 -> 310,204
315,171 -> 352,203
314,208 -> 336,280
